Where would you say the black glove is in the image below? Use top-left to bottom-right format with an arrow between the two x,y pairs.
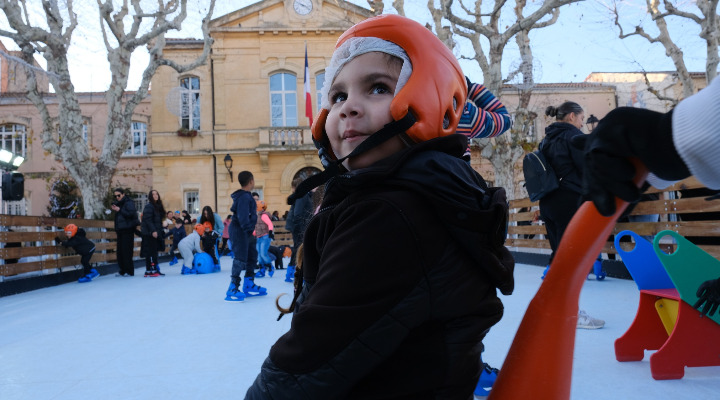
269,230 -> 275,240
54,236 -> 61,244
693,277 -> 720,317
571,107 -> 690,216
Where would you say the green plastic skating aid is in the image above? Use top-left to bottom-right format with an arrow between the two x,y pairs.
653,230 -> 720,326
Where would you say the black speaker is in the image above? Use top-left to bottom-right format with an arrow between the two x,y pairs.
2,172 -> 24,201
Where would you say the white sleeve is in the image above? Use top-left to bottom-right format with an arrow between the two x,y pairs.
672,76 -> 720,189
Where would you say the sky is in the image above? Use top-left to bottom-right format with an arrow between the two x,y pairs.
2,258 -> 719,399
0,0 -> 711,93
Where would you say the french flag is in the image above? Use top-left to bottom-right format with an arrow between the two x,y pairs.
304,44 -> 313,127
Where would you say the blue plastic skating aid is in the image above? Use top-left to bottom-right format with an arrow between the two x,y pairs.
615,230 -> 674,291
225,283 -> 245,302
213,264 -> 221,273
541,264 -> 549,280
193,252 -> 215,274
243,279 -> 267,297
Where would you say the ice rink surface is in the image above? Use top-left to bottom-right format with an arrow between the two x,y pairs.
2,257 -> 719,399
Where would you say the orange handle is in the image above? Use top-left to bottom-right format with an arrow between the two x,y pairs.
489,160 -> 647,400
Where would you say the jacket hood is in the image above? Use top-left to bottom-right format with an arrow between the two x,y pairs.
323,134 -> 514,294
231,189 -> 247,200
544,122 -> 579,140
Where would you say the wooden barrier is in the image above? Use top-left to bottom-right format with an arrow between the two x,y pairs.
507,177 -> 720,259
0,215 -> 294,280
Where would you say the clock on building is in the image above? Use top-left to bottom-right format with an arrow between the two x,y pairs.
293,0 -> 313,15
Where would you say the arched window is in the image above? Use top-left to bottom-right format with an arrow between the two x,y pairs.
124,122 -> 147,155
0,124 -> 27,158
293,167 -> 321,184
315,72 -> 325,112
180,76 -> 200,130
270,72 -> 297,127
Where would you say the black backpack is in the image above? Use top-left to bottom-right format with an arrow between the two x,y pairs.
523,140 -> 559,202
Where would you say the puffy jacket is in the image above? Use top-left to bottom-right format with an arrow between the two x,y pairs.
229,189 -> 257,242
542,122 -> 585,193
113,196 -> 138,232
61,228 -> 95,255
245,134 -> 513,399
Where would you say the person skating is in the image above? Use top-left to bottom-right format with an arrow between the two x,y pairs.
254,200 -> 275,278
178,224 -> 205,275
57,224 -> 97,283
200,221 -> 221,272
227,171 -> 266,301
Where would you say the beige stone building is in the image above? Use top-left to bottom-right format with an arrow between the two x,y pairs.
150,0 -> 372,218
0,41 -> 152,216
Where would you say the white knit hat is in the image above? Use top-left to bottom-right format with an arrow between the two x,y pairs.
319,37 -> 413,111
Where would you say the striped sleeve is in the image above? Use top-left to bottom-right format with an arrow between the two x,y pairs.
672,76 -> 720,189
457,83 -> 513,159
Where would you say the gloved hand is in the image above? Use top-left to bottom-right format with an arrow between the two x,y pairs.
571,107 -> 690,216
269,230 -> 275,240
54,236 -> 61,244
693,277 -> 720,317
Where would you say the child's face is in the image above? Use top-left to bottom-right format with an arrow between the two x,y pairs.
325,52 -> 406,171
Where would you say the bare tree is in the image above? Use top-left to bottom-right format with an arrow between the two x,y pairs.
612,0 -> 719,101
434,0 -> 579,198
0,0 -> 215,218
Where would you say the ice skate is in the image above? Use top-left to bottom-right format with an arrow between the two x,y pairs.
255,266 -> 266,278
181,266 -> 197,275
267,263 -> 275,277
144,269 -> 161,277
285,265 -> 295,282
243,278 -> 267,297
225,282 -> 245,302
169,256 -> 178,266
592,260 -> 606,280
474,362 -> 499,396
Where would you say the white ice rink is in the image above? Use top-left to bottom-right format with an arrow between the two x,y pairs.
2,257 -> 719,399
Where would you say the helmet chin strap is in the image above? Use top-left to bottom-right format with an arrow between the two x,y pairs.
287,112 -> 417,205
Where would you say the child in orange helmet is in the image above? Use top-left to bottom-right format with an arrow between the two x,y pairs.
200,221 -> 220,270
246,14 -> 513,398
57,224 -> 97,283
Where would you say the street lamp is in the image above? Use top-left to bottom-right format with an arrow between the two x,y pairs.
0,149 -> 24,171
586,114 -> 599,132
0,149 -> 25,201
224,154 -> 233,182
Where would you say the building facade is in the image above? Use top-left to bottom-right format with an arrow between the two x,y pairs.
0,41 -> 152,216
149,0 -> 372,218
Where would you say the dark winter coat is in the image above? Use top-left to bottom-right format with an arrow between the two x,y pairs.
113,196 -> 138,232
245,134 -> 514,399
229,189 -> 257,243
542,122 -> 585,194
287,191 -> 313,240
140,203 -> 164,258
60,228 -> 95,256
168,225 -> 187,248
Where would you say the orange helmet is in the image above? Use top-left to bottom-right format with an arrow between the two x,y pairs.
194,224 -> 204,236
64,224 -> 78,239
202,221 -> 213,232
311,14 -> 467,160
256,200 -> 267,212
